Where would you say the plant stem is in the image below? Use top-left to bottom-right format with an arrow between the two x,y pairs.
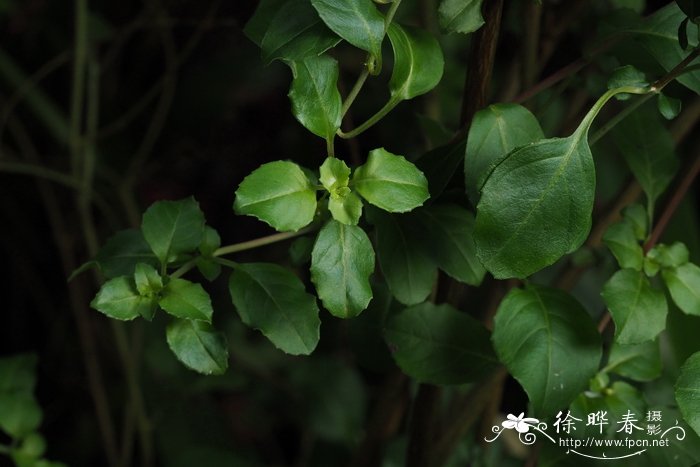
338,97 -> 400,139
326,135 -> 335,157
384,0 -> 402,30
214,257 -> 238,269
214,225 -> 316,256
340,67 -> 369,118
589,93 -> 653,145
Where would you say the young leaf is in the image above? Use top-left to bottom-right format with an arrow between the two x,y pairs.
196,258 -> 222,282
234,161 -> 317,232
415,204 -> 486,286
658,93 -> 682,119
352,148 -> 429,213
622,203 -> 647,240
492,285 -> 602,417
319,156 -> 351,191
612,107 -> 678,205
310,0 -> 385,59
465,103 -> 544,204
605,339 -> 662,382
370,210 -> 437,305
647,241 -> 690,269
311,220 -> 375,318
260,0 -> 341,64
166,319 -> 229,375
676,351 -> 700,437
159,278 -> 213,323
91,276 -> 153,321
438,0 -> 485,34
603,219 -> 644,271
95,229 -> 159,279
199,226 -> 221,257
134,262 -> 162,296
141,198 -> 206,265
663,262 -> 700,316
288,55 -> 342,140
384,302 -> 498,385
387,23 -> 444,101
229,262 -> 320,355
601,268 -> 668,344
328,190 -> 363,225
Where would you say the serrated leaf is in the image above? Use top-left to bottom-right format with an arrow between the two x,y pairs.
384,302 -> 498,384
676,351 -> 700,437
663,262 -> 700,316
311,220 -> 375,318
134,262 -> 162,296
465,103 -> 544,204
352,148 -> 429,213
415,204 -> 485,286
438,0 -> 484,34
91,276 -> 153,321
370,210 -> 436,305
260,0 -> 341,64
199,226 -> 221,257
159,278 -> 213,323
492,285 -> 602,417
603,219 -> 644,270
289,55 -> 342,139
234,161 -> 317,232
602,268 -> 668,344
319,156 -> 351,191
310,0 -> 385,58
612,106 -> 678,205
605,339 -> 662,381
658,93 -> 682,119
95,229 -> 159,279
141,198 -> 206,265
387,23 -> 444,100
166,319 -> 228,375
229,263 -> 320,355
328,189 -> 363,225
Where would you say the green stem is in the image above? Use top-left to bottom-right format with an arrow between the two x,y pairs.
341,67 -> 369,118
213,225 -> 316,257
326,135 -> 335,157
576,85 -> 649,139
214,257 -> 238,269
589,92 -> 653,145
384,0 -> 402,31
338,97 -> 401,139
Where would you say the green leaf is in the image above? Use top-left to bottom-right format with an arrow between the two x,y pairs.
370,210 -> 436,305
622,203 -> 648,240
328,189 -> 363,225
663,262 -> 700,316
289,236 -> 314,266
607,65 -> 648,100
387,23 -> 444,101
95,229 -> 159,279
658,93 -> 682,119
134,262 -> 162,296
311,220 -> 375,318
196,257 -> 221,282
91,276 -> 154,321
198,226 -> 221,257
603,219 -> 644,270
166,319 -> 229,375
243,0 -> 288,46
438,0 -> 484,34
319,156 -> 350,191
141,198 -> 206,265
260,0 -> 341,64
570,381 -> 646,439
465,103 -> 544,204
601,268 -> 668,344
289,55 -> 342,139
310,0 -> 385,59
233,160 -> 317,232
414,140 -> 466,199
159,278 -> 213,323
385,303 -> 498,385
605,339 -> 662,381
352,148 -> 429,213
0,355 -> 36,395
0,392 -> 41,438
229,262 -> 320,355
648,241 -> 690,269
17,432 -> 46,459
676,351 -> 700,437
492,285 -> 602,417
414,204 -> 486,286
612,107 -> 678,205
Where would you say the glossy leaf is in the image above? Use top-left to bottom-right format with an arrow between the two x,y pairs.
166,319 -> 229,375
603,219 -> 644,270
319,156 -> 350,191
415,204 -> 485,286
370,210 -> 436,305
613,107 -> 678,204
95,229 -> 159,279
311,220 -> 375,318
492,285 -> 601,417
676,351 -> 700,437
387,23 -> 444,101
384,302 -> 498,384
234,161 -> 317,232
658,93 -> 682,119
465,103 -> 544,204
663,262 -> 700,316
605,339 -> 662,381
438,0 -> 484,34
310,0 -> 385,58
260,0 -> 341,64
141,198 -> 205,265
91,276 -> 153,321
352,148 -> 429,213
159,278 -> 213,323
601,268 -> 668,344
289,55 -> 342,139
229,263 -> 320,355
